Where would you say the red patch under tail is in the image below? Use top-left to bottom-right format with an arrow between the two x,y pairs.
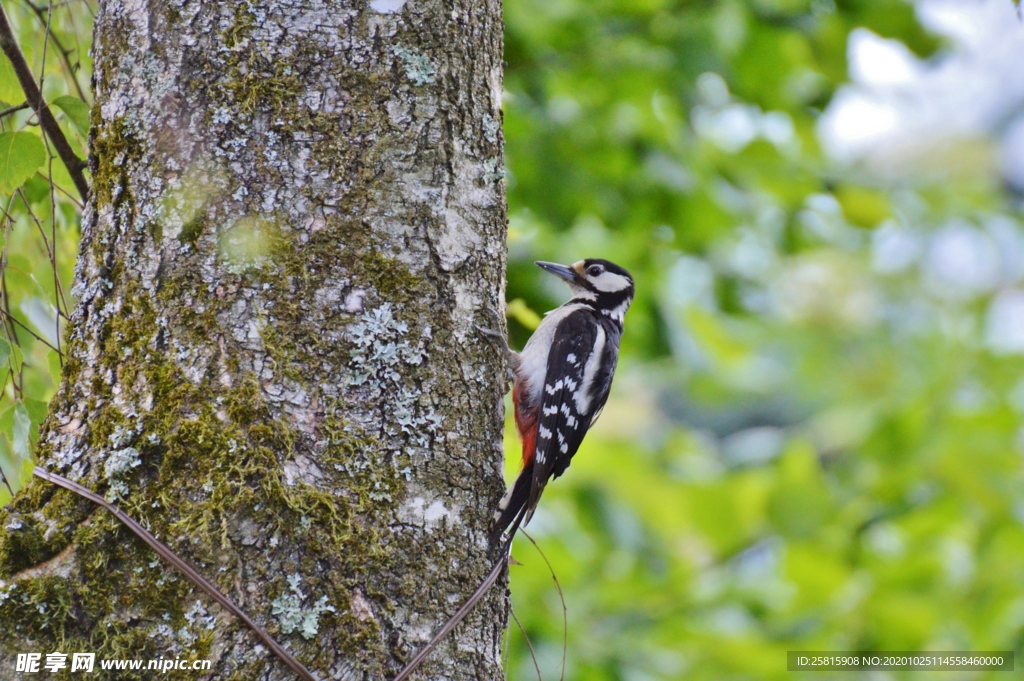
512,381 -> 539,467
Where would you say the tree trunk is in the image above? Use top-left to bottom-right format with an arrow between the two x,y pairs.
0,1 -> 508,679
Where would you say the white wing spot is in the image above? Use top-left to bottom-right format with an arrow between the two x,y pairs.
543,405 -> 558,416
574,325 -> 606,415
538,425 -> 552,439
560,443 -> 568,453
567,353 -> 577,364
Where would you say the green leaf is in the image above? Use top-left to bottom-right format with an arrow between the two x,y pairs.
0,131 -> 46,194
0,433 -> 18,501
507,298 -> 541,330
835,184 -> 892,228
47,349 -> 62,385
52,95 -> 91,138
13,401 -> 30,459
0,55 -> 22,107
0,337 -> 11,367
10,342 -> 23,372
23,397 -> 48,427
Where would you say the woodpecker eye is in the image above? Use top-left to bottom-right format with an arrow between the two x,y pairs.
587,265 -> 603,276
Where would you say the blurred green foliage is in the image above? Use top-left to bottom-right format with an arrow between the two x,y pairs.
0,1 -> 86,506
2,0 -> 1024,679
502,0 -> 1024,679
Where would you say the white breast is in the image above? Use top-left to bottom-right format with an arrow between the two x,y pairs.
517,303 -> 587,408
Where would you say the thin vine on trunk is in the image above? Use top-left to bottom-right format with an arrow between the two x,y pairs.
0,1 -> 509,679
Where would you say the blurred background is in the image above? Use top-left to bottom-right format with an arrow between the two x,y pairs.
501,0 -> 1024,679
2,0 -> 1024,679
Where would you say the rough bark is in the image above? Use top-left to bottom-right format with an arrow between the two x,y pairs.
0,1 -> 508,679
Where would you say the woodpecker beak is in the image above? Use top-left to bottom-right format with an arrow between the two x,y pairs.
535,261 -> 579,284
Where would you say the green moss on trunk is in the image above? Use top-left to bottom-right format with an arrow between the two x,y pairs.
0,0 -> 508,678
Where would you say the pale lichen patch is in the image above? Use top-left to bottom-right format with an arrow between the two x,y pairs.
271,574 -> 336,640
399,494 -> 460,529
393,45 -> 436,86
370,0 -> 407,13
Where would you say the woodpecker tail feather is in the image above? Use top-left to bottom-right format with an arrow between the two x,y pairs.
489,463 -> 533,549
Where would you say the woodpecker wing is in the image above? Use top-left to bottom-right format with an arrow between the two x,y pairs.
527,309 -> 616,520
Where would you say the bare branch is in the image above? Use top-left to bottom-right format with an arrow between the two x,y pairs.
0,467 -> 12,497
35,170 -> 84,208
0,102 -> 29,119
522,529 -> 568,681
20,0 -> 88,101
31,467 -> 317,681
0,305 -> 62,355
393,504 -> 529,681
0,2 -> 88,201
392,551 -> 510,681
510,604 -> 543,681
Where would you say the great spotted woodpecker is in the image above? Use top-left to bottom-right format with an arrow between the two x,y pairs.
391,259 -> 634,681
490,258 -> 634,549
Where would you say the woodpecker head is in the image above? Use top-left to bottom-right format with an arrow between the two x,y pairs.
535,258 -> 635,322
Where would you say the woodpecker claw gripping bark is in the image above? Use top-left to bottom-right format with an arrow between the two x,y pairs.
474,307 -> 516,386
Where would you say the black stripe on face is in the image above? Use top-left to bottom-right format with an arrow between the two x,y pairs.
567,289 -> 633,323
578,261 -> 633,309
596,287 -> 632,307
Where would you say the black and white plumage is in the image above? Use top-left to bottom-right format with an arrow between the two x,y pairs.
490,258 -> 634,549
390,259 -> 634,681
